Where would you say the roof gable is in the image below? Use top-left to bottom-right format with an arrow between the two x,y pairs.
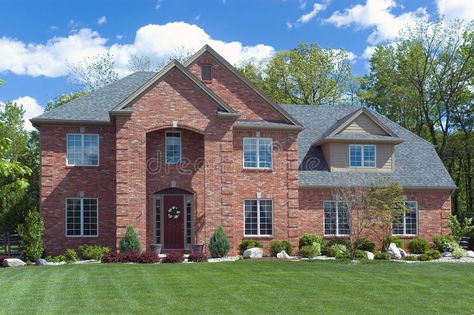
184,45 -> 302,127
330,108 -> 396,137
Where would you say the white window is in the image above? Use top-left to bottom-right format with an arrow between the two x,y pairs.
66,134 -> 99,166
349,144 -> 376,168
393,201 -> 418,236
165,132 -> 181,164
66,198 -> 98,237
243,137 -> 272,168
324,201 -> 350,236
244,199 -> 273,236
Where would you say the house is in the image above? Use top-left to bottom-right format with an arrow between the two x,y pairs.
31,45 -> 455,255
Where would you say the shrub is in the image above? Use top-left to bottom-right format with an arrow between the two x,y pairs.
336,252 -> 350,260
269,240 -> 293,257
408,237 -> 429,254
425,249 -> 441,260
64,249 -> 78,263
374,252 -> 391,260
101,251 -> 159,263
162,252 -> 184,263
383,236 -> 402,250
354,249 -> 366,259
433,235 -> 457,252
46,255 -> 65,263
322,239 -> 350,255
298,233 -> 323,249
238,239 -> 263,255
299,244 -> 320,258
327,244 -> 347,258
137,252 -> 160,263
417,254 -> 432,261
209,226 -> 230,258
188,252 -> 208,262
452,245 -> 467,259
16,210 -> 44,262
119,226 -> 141,253
78,244 -> 110,260
354,238 -> 376,252
403,255 -> 417,261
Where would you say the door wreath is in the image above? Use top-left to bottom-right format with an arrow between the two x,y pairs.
167,206 -> 181,220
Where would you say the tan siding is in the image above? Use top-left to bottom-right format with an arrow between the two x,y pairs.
339,114 -> 388,135
327,143 -> 394,172
321,143 -> 331,167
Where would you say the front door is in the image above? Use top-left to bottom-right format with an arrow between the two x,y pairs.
163,195 -> 185,250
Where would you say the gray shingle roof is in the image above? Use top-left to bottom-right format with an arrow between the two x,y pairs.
280,104 -> 456,189
31,72 -> 155,124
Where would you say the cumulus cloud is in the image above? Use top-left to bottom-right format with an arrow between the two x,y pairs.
362,45 -> 377,59
97,16 -> 107,25
297,1 -> 330,24
436,0 -> 474,22
0,22 -> 275,79
324,0 -> 428,44
11,96 -> 44,131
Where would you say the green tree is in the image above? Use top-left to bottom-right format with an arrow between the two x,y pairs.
119,226 -> 141,253
16,209 -> 44,261
44,91 -> 89,112
209,226 -> 230,258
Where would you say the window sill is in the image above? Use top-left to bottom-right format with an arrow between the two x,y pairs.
66,235 -> 99,238
65,165 -> 100,169
243,235 -> 273,240
324,235 -> 350,238
242,168 -> 273,172
392,234 -> 418,238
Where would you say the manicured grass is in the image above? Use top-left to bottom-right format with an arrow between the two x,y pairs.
0,260 -> 473,314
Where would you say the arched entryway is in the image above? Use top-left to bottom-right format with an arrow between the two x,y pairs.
154,188 -> 194,251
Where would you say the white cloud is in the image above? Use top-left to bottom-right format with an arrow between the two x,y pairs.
297,1 -> 330,24
116,34 -> 124,40
436,0 -> 474,22
325,0 -> 428,44
362,46 -> 377,59
0,22 -> 275,79
12,96 -> 43,131
97,16 -> 107,25
298,0 -> 307,10
155,0 -> 162,10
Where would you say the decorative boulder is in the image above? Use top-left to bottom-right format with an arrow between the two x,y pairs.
35,259 -> 47,266
276,250 -> 290,259
442,252 -> 453,257
387,243 -> 402,260
243,247 -> 263,259
3,258 -> 26,267
365,251 -> 374,260
399,248 -> 408,258
467,250 -> 474,258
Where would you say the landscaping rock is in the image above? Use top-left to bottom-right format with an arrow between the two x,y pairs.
3,258 -> 26,267
365,251 -> 374,260
467,250 -> 474,258
35,259 -> 47,266
243,247 -> 263,259
399,248 -> 407,258
387,243 -> 402,260
442,252 -> 452,257
276,250 -> 290,259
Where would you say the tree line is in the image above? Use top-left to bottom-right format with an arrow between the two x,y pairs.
1,18 -> 473,233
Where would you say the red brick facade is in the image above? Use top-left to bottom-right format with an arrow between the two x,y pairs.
38,48 -> 452,255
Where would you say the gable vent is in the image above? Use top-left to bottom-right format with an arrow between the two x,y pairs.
201,64 -> 212,81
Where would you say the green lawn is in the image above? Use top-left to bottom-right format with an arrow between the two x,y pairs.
0,260 -> 473,314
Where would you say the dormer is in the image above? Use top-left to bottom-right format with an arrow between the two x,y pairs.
315,108 -> 403,173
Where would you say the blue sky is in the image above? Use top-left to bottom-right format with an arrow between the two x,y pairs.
1,0 -> 473,130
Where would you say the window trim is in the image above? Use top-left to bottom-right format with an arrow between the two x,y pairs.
243,199 -> 274,237
323,200 -> 350,237
165,131 -> 182,165
242,137 -> 273,169
201,64 -> 213,81
348,144 -> 376,168
392,201 -> 418,236
66,133 -> 100,167
65,197 -> 99,237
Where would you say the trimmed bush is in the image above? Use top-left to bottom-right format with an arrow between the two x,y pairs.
46,255 -> 65,263
408,237 -> 429,254
354,238 -> 376,252
417,254 -> 432,261
269,240 -> 293,257
78,244 -> 110,260
383,236 -> 402,250
162,252 -> 184,263
298,233 -> 323,249
209,226 -> 230,258
238,239 -> 263,255
119,226 -> 141,253
453,246 -> 467,259
300,244 -> 320,258
374,252 -> 391,260
425,249 -> 441,260
403,255 -> 417,261
336,252 -> 350,260
16,210 -> 45,262
101,251 -> 160,263
64,249 -> 78,263
354,249 -> 366,259
188,252 -> 208,262
327,244 -> 347,258
433,235 -> 457,253
322,239 -> 350,256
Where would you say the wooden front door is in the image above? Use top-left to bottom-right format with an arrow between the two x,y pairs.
163,195 -> 185,250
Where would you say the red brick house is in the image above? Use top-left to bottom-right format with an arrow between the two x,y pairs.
31,45 -> 455,255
